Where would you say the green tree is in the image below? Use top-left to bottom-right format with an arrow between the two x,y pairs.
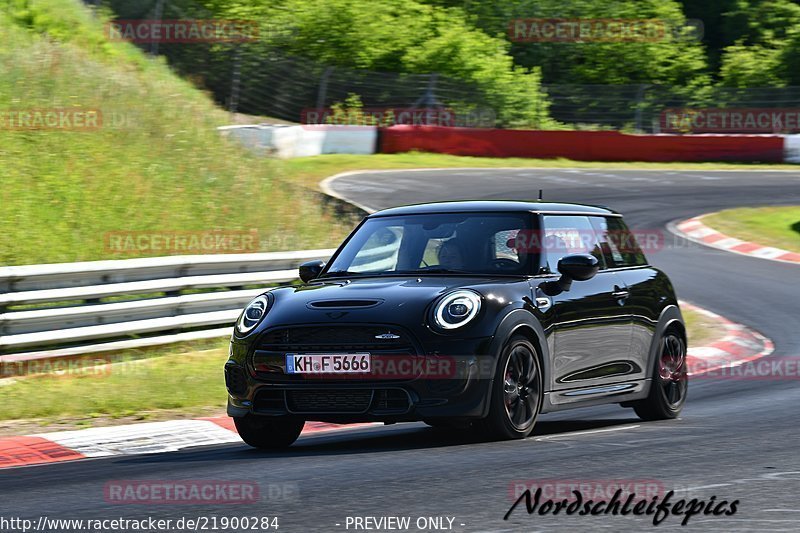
718,41 -> 786,87
422,0 -> 710,90
190,0 -> 554,127
714,0 -> 800,87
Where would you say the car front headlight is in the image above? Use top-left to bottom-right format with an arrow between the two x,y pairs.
236,294 -> 271,335
432,290 -> 482,330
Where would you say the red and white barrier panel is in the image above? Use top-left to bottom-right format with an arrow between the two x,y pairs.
379,126 -> 786,163
219,125 -> 377,158
220,124 -> 800,163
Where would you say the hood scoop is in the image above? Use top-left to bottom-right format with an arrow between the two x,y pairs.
307,299 -> 384,309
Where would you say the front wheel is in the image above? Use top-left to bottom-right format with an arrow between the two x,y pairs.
477,335 -> 542,440
234,415 -> 305,449
632,331 -> 688,420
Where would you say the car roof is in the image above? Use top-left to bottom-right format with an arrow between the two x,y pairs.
369,200 -> 620,218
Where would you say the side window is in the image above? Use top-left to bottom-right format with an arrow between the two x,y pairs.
590,216 -> 648,268
541,215 -> 605,273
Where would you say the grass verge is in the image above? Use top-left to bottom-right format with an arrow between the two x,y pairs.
702,206 -> 800,253
0,0 -> 349,266
0,308 -> 719,434
683,306 -> 725,348
0,338 -> 230,435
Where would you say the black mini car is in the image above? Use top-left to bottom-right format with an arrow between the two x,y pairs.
225,201 -> 687,448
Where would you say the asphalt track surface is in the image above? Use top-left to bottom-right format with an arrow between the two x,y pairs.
2,168 -> 800,532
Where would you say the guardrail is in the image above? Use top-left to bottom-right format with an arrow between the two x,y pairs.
0,250 -> 335,359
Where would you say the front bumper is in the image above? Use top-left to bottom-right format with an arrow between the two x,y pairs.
225,331 -> 496,422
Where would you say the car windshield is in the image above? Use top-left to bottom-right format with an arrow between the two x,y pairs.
323,212 -> 537,277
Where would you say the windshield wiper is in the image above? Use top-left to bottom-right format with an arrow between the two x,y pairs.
394,268 -> 471,275
322,268 -> 473,278
319,270 -> 363,278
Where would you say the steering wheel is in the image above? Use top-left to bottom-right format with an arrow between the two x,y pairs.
491,258 -> 519,270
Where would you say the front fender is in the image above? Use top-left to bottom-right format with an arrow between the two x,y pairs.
487,306 -> 551,394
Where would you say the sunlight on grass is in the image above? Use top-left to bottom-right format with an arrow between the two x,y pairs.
0,345 -> 228,421
683,307 -> 724,348
0,4 -> 350,266
703,207 -> 800,253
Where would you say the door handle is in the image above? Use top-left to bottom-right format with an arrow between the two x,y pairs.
535,296 -> 552,312
612,286 -> 630,299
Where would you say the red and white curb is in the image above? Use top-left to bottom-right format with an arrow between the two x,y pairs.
682,302 -> 774,376
0,303 -> 773,470
0,418 -> 378,469
674,215 -> 800,264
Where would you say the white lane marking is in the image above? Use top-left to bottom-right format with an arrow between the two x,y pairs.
534,424 -> 640,441
762,471 -> 800,479
679,483 -> 732,491
534,175 -> 588,185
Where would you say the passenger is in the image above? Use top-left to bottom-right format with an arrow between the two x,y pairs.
438,240 -> 465,270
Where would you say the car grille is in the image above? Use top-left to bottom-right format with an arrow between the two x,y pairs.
224,365 -> 248,395
258,325 -> 414,351
253,325 -> 420,382
287,389 -> 373,413
372,389 -> 410,412
253,388 -> 411,415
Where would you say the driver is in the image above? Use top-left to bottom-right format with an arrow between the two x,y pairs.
438,239 -> 465,270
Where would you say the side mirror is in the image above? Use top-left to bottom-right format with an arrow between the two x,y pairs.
557,254 -> 599,289
539,254 -> 599,297
299,260 -> 326,283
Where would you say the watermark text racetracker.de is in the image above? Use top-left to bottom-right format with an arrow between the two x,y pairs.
0,515 -> 279,532
104,230 -> 260,255
105,19 -> 259,43
661,107 -> 800,133
509,18 -> 703,43
0,109 -> 101,131
691,356 -> 800,380
103,479 -> 299,505
0,355 -> 113,379
505,480 -> 739,526
300,107 -> 496,128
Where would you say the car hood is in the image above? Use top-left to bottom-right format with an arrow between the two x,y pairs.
262,275 -> 524,328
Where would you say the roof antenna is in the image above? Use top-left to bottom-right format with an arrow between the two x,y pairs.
538,189 -> 543,201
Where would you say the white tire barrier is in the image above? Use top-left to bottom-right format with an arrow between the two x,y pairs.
218,124 -> 377,158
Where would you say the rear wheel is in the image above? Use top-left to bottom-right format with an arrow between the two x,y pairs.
632,331 -> 688,420
234,415 -> 305,449
477,335 -> 542,440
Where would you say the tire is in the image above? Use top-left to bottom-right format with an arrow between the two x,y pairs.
233,415 -> 305,449
476,335 -> 543,440
632,330 -> 688,421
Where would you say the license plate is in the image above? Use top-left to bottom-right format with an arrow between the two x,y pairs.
286,353 -> 370,374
